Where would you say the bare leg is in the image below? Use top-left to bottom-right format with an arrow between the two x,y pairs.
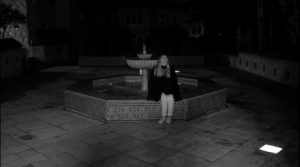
159,93 -> 167,124
166,94 -> 174,124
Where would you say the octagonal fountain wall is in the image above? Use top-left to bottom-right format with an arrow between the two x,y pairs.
64,75 -> 227,122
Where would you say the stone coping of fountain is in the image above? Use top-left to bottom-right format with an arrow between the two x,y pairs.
126,59 -> 158,69
64,75 -> 227,122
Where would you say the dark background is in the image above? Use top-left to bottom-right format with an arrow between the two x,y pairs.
20,0 -> 298,65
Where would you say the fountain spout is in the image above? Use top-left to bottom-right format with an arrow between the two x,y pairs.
137,44 -> 152,59
142,44 -> 147,54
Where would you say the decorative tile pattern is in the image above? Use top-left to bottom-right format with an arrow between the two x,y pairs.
65,76 -> 226,122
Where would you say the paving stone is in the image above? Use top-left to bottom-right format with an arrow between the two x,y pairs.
126,142 -> 176,163
1,147 -> 13,156
173,125 -> 202,135
31,159 -> 60,167
153,135 -> 198,151
182,141 -> 238,162
227,121 -> 260,137
30,127 -> 67,140
84,132 -> 120,145
12,134 -> 45,146
34,112 -> 65,120
176,132 -> 215,144
23,139 -> 45,148
59,120 -> 93,131
105,122 -> 144,135
44,114 -> 79,125
50,152 -> 81,167
101,135 -> 144,152
153,124 -> 192,135
197,128 -> 254,145
190,118 -> 231,131
217,150 -> 272,167
235,137 -> 285,154
1,154 -> 19,164
155,152 -> 208,167
54,140 -> 92,154
66,112 -> 104,125
16,148 -> 39,158
2,126 -> 27,137
22,164 -> 35,167
6,145 -> 30,154
71,161 -> 91,167
92,153 -> 153,167
23,153 -> 48,163
261,157 -> 298,167
208,159 -> 237,167
15,121 -> 53,132
69,144 -> 118,164
33,144 -> 64,158
127,128 -> 168,141
1,135 -> 23,147
2,159 -> 29,167
5,115 -> 40,126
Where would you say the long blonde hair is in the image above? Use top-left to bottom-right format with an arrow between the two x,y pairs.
154,55 -> 171,78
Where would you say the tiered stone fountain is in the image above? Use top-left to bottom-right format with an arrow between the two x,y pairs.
126,44 -> 157,91
64,44 -> 227,122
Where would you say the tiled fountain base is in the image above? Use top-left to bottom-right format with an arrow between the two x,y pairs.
64,75 -> 226,122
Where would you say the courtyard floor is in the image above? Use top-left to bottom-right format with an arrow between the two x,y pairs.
1,66 -> 299,167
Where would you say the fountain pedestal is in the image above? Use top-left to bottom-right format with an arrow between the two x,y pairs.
126,44 -> 157,92
141,69 -> 148,91
126,58 -> 157,91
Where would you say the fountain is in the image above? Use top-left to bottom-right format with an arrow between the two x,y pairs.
64,44 -> 227,122
126,44 -> 157,92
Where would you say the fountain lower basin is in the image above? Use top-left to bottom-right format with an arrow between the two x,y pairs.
64,75 -> 227,122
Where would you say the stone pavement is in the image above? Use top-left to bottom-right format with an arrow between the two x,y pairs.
1,66 -> 299,167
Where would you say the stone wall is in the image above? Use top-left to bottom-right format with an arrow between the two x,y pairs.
229,52 -> 299,88
78,56 -> 204,67
1,49 -> 26,79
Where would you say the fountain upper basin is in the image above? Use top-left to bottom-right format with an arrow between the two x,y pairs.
126,58 -> 157,69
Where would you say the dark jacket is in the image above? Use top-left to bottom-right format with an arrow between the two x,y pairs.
147,66 -> 182,102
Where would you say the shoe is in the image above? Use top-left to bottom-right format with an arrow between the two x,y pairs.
158,117 -> 165,124
166,116 -> 172,124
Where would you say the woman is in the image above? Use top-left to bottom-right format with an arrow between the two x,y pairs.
147,55 -> 182,124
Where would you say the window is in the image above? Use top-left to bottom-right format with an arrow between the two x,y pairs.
246,61 -> 248,67
254,63 -> 257,69
262,65 -> 266,72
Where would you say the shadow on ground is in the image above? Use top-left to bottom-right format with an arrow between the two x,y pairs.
1,72 -> 65,102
